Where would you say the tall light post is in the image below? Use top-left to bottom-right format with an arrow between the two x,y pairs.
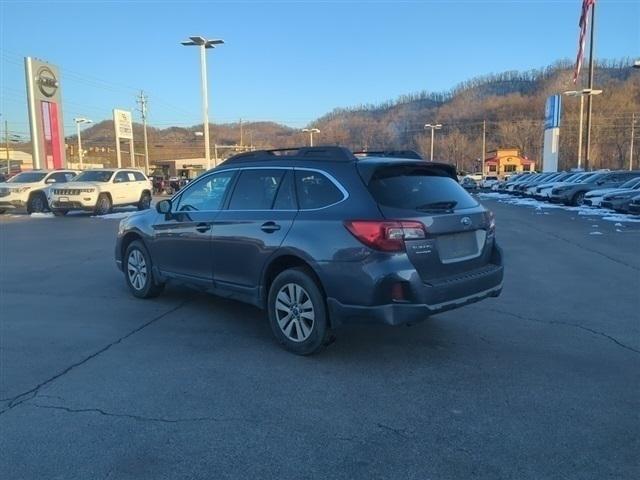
424,123 -> 442,161
302,128 -> 320,147
181,36 -> 224,169
73,117 -> 92,169
563,89 -> 601,170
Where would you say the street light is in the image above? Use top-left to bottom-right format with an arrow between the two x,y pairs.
181,36 -> 224,169
73,117 -> 92,169
302,128 -> 320,147
562,89 -> 602,170
424,123 -> 442,161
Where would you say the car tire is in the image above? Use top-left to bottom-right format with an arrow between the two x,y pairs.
27,193 -> 47,214
572,191 -> 586,206
124,240 -> 164,299
0,209 -> 6,215
94,193 -> 112,216
138,191 -> 151,210
52,209 -> 68,217
267,267 -> 333,355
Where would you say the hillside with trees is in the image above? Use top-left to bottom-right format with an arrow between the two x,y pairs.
69,59 -> 639,172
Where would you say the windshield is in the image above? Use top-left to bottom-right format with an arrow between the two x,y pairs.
582,173 -> 605,184
620,177 -> 640,189
7,172 -> 47,183
367,166 -> 478,211
73,171 -> 114,182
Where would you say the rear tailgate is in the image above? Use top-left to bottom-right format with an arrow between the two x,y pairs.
358,161 -> 494,283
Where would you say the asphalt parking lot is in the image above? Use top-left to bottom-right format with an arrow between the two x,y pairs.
1,201 -> 639,480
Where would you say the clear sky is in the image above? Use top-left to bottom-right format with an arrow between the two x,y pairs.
1,0 -> 638,137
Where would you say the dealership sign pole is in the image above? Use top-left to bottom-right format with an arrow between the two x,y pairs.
542,95 -> 561,172
113,109 -> 134,168
24,57 -> 66,170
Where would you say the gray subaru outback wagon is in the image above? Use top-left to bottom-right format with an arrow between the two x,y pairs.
115,147 -> 504,354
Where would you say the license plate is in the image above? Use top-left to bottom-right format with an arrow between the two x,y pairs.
437,231 -> 479,262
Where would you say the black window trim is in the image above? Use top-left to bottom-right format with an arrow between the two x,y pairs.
171,166 -> 348,213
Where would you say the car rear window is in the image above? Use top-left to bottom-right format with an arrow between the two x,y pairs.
367,166 -> 478,210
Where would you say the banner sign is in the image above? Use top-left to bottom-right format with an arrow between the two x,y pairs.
25,57 -> 66,169
544,95 -> 562,130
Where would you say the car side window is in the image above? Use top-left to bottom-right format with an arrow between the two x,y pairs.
273,170 -> 297,210
175,171 -> 235,212
114,172 -> 129,183
132,171 -> 146,181
295,170 -> 344,209
228,169 -> 286,210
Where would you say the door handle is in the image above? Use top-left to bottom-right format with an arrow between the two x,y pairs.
261,221 -> 281,233
195,222 -> 211,233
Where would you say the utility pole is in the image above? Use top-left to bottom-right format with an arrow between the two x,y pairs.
137,90 -> 150,175
424,123 -> 443,161
584,2 -> 597,170
630,113 -> 636,171
239,118 -> 243,147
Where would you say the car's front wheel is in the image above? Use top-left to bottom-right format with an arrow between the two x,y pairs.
94,193 -> 112,215
267,267 -> 332,355
572,191 -> 586,206
124,240 -> 164,298
27,193 -> 48,214
138,191 -> 151,210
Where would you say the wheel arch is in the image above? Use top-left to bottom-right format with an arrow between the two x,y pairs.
261,253 -> 327,310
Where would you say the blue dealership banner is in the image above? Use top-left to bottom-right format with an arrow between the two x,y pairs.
544,95 -> 562,130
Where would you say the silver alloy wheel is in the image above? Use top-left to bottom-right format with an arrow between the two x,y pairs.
127,249 -> 148,291
275,283 -> 315,342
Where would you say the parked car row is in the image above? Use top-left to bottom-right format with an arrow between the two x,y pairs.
487,170 -> 640,214
0,168 -> 153,216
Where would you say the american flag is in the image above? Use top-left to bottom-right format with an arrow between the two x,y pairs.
574,0 -> 596,84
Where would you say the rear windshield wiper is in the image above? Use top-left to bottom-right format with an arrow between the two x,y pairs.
416,201 -> 457,212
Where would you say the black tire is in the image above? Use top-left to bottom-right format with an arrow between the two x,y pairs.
124,240 -> 164,299
572,191 -> 586,206
52,209 -> 68,217
267,267 -> 332,355
94,193 -> 112,216
138,191 -> 152,211
27,192 -> 48,214
0,209 -> 6,215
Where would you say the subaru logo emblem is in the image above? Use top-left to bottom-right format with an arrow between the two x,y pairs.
461,217 -> 472,228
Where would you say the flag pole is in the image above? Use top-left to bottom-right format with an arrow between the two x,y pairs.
584,1 -> 596,170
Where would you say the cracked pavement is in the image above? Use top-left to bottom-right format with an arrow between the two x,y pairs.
0,203 -> 639,479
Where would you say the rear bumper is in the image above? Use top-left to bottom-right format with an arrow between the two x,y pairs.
327,253 -> 504,327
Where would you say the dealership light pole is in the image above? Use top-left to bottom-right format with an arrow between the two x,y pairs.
563,89 -> 601,170
302,128 -> 320,147
181,36 -> 224,169
424,123 -> 442,161
73,117 -> 92,169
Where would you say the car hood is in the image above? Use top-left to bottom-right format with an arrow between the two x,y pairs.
602,188 -> 639,199
585,187 -> 619,198
0,182 -> 43,191
53,181 -> 104,190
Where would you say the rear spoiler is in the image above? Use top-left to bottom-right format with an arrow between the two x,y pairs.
356,161 -> 458,184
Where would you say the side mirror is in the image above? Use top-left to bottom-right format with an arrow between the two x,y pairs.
156,199 -> 172,214
46,178 -> 56,184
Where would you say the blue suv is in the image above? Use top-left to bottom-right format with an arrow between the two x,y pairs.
115,147 -> 504,354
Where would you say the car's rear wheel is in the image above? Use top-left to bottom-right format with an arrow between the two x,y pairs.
572,191 -> 586,206
94,193 -> 112,216
52,209 -> 68,217
138,191 -> 151,210
27,193 -> 47,214
267,267 -> 332,355
124,240 -> 164,298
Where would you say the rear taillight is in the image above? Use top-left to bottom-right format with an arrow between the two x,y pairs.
343,220 -> 426,252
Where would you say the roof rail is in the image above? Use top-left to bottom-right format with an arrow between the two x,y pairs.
224,146 -> 356,164
353,150 -> 423,160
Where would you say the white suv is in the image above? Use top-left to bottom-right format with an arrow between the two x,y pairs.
49,168 -> 152,216
0,170 -> 78,214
